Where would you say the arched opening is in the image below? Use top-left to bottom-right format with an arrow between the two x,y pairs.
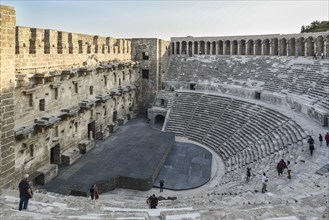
182,41 -> 187,55
224,40 -> 230,55
206,42 -> 211,55
232,40 -> 238,55
316,36 -> 324,56
211,41 -> 216,55
240,40 -> 246,55
254,39 -> 261,55
154,115 -> 165,130
171,42 -> 175,55
218,41 -> 223,55
176,42 -> 180,55
280,38 -> 287,56
200,41 -> 205,54
263,39 -> 270,55
305,37 -> 314,56
247,40 -> 254,55
194,41 -> 198,55
289,38 -> 296,56
188,41 -> 193,56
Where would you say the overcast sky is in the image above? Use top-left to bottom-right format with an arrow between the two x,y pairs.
1,0 -> 328,40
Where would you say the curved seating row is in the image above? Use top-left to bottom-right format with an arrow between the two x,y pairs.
166,92 -> 308,171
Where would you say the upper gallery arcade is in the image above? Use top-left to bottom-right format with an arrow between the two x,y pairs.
170,32 -> 329,57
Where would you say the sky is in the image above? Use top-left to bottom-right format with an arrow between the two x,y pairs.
1,0 -> 328,40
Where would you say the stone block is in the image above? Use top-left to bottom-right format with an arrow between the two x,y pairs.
78,139 -> 95,154
61,147 -> 81,165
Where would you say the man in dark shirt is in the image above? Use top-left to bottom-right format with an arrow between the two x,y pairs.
18,174 -> 33,211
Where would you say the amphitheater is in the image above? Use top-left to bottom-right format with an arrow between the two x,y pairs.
0,4 -> 329,220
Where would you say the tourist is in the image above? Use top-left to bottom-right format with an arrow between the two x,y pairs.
147,194 -> 158,209
319,134 -> 323,147
159,179 -> 164,192
261,172 -> 268,193
321,52 -> 324,59
276,159 -> 286,176
286,161 -> 292,179
89,184 -> 99,200
325,132 -> 329,147
313,53 -> 317,59
18,174 -> 33,211
308,136 -> 315,156
246,167 -> 251,182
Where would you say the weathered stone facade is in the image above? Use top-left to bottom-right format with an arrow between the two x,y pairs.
0,5 -> 153,191
0,5 -> 16,190
131,39 -> 169,112
171,32 -> 329,57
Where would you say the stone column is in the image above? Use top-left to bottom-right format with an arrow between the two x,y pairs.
215,41 -> 218,55
191,42 -> 195,55
278,40 -> 282,56
253,40 -> 256,55
261,41 -> 265,55
324,39 -> 328,58
287,40 -> 290,56
178,42 -> 181,55
304,40 -> 308,56
0,5 -> 16,191
238,41 -> 241,55
230,43 -> 233,55
270,39 -> 274,56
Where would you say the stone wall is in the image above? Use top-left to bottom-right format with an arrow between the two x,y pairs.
15,26 -> 131,74
131,39 -> 169,112
0,5 -> 16,190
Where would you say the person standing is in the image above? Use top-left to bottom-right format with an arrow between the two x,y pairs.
286,161 -> 292,179
90,184 -> 99,200
325,132 -> 329,147
319,134 -> 323,147
246,167 -> 251,182
18,174 -> 33,211
307,136 -> 315,156
261,172 -> 268,193
159,179 -> 164,192
277,159 -> 286,176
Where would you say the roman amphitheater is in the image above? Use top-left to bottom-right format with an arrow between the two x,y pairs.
1,4 -> 329,220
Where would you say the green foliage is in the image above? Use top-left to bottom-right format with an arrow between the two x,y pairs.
301,20 -> 329,33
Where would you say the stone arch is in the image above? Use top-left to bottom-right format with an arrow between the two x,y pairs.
289,38 -> 296,56
316,36 -> 324,55
200,41 -> 205,54
218,40 -> 223,55
263,39 -> 270,55
224,40 -> 230,55
182,41 -> 187,55
272,38 -> 278,56
171,42 -> 175,55
297,37 -> 305,56
206,41 -> 211,55
240,40 -> 246,55
188,41 -> 193,56
194,41 -> 198,55
232,40 -> 238,55
326,35 -> 329,56
254,39 -> 261,55
211,41 -> 216,55
305,36 -> 314,56
176,42 -> 180,55
246,40 -> 254,55
154,114 -> 165,124
280,38 -> 287,56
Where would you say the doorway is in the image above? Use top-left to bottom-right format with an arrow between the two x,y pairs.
88,121 -> 96,139
50,144 -> 60,165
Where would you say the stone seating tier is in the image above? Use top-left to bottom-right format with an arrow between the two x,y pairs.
166,92 -> 307,171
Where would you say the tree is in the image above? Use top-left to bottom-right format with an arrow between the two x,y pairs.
301,21 -> 329,33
